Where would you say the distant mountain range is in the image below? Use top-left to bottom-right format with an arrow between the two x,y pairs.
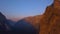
0,12 -> 38,34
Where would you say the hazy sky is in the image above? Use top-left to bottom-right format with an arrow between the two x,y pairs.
0,0 -> 53,19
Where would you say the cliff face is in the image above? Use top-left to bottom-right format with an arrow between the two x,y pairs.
39,0 -> 60,34
0,12 -> 7,31
23,0 -> 60,34
38,6 -> 52,34
23,6 -> 54,34
23,5 -> 54,34
54,0 -> 60,15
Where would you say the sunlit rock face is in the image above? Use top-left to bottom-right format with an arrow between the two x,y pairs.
23,0 -> 60,34
24,15 -> 42,29
22,5 -> 56,33
39,0 -> 60,34
53,0 -> 60,15
54,0 -> 60,9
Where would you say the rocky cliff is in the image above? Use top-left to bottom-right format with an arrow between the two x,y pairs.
23,6 -> 53,34
0,12 -> 7,31
39,0 -> 60,34
23,0 -> 60,34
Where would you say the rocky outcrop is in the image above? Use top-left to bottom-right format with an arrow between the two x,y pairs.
0,12 -> 6,23
39,0 -> 60,34
23,0 -> 60,34
0,12 -> 7,31
23,6 -> 53,34
39,5 -> 53,34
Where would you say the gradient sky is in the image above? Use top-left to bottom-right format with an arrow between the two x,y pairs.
0,0 -> 53,19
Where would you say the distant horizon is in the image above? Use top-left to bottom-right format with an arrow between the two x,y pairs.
6,14 -> 41,22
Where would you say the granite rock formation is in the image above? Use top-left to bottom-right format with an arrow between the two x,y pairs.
23,0 -> 60,34
39,0 -> 60,34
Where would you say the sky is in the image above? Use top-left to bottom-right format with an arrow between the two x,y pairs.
0,0 -> 53,19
